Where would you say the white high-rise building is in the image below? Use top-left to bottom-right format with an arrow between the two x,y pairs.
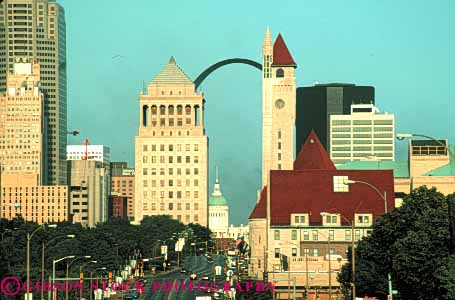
330,104 -> 395,165
67,144 -> 111,165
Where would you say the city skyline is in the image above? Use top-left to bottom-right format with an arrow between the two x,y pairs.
60,0 -> 455,224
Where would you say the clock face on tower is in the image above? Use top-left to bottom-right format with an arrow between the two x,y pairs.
275,99 -> 285,109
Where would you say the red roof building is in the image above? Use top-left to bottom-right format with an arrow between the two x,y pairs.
250,130 -> 395,225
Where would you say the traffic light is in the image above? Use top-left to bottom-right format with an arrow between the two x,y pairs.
79,272 -> 84,285
263,271 -> 268,282
108,272 -> 113,284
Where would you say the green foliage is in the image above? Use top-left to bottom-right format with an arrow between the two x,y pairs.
0,214 -> 213,294
338,186 -> 453,300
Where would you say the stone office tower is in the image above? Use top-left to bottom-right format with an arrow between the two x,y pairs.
0,0 -> 67,185
261,27 -> 297,187
135,57 -> 208,226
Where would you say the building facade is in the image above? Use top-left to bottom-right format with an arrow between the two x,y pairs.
261,27 -> 296,188
248,131 -> 394,296
1,174 -> 68,223
329,104 -> 395,165
208,168 -> 229,238
134,57 -> 208,226
0,61 -> 46,184
296,83 -> 375,153
109,193 -> 128,219
339,139 -> 455,200
227,224 -> 249,244
67,144 -> 111,165
112,172 -> 135,220
69,160 -> 109,227
0,0 -> 67,185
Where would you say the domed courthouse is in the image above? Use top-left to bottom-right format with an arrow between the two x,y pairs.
208,167 -> 229,238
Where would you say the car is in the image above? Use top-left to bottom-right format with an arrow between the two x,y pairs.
190,273 -> 197,280
201,275 -> 209,280
181,269 -> 187,273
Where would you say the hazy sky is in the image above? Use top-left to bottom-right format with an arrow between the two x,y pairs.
60,0 -> 455,225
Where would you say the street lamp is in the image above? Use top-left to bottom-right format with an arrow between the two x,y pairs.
52,255 -> 75,300
343,179 -> 389,299
90,267 -> 106,300
26,224 -> 57,300
66,256 -> 91,300
67,130 -> 80,136
80,261 -> 97,300
279,241 -> 299,300
41,234 -> 75,300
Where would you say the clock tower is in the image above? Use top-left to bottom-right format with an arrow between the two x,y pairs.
261,28 -> 297,188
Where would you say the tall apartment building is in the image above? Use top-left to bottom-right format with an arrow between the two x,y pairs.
69,160 -> 109,227
111,162 -> 135,220
67,144 -> 110,165
135,57 -> 208,226
261,28 -> 296,188
0,61 -> 46,183
296,83 -> 374,153
0,0 -> 67,185
330,104 -> 395,165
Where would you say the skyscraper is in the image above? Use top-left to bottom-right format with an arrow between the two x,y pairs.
0,0 -> 67,185
261,27 -> 296,188
295,83 -> 374,153
135,57 -> 208,226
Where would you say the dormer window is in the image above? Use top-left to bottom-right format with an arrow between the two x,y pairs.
321,212 -> 340,226
276,68 -> 284,78
326,215 -> 337,224
291,214 -> 307,226
356,214 -> 372,225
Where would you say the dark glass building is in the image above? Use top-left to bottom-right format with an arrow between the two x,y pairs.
295,83 -> 375,153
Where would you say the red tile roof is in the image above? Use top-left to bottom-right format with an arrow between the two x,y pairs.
294,130 -> 336,171
272,34 -> 297,67
249,131 -> 395,226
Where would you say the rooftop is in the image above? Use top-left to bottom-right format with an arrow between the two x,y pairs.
150,56 -> 193,85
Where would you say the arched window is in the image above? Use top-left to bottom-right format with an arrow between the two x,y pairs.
151,105 -> 157,115
276,68 -> 284,78
185,105 -> 191,115
177,105 -> 183,115
194,105 -> 200,126
168,105 -> 174,115
142,105 -> 149,127
159,105 -> 166,115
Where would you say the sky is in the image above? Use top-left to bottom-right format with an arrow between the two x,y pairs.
60,0 -> 455,225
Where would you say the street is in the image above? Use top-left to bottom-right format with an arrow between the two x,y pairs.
143,255 -> 226,300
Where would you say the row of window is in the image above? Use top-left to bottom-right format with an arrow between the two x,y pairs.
332,119 -> 393,125
274,228 -> 371,241
143,155 -> 199,164
143,179 -> 199,187
143,144 -> 199,152
143,190 -> 199,199
142,167 -> 199,176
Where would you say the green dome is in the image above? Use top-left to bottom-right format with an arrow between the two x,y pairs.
209,195 -> 228,206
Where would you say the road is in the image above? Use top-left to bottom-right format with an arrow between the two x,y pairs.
143,255 -> 226,300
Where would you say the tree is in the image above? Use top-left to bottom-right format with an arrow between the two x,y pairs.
338,186 -> 452,300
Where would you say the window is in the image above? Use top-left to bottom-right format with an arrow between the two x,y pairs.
194,144 -> 199,151
355,230 -> 361,241
292,248 -> 297,257
143,145 -> 148,152
186,203 -> 190,210
194,203 -> 199,210
312,248 -> 319,257
276,68 -> 284,78
143,156 -> 148,163
325,215 -> 338,224
333,176 -> 349,192
357,215 -> 370,224
160,144 -> 165,151
330,248 -> 336,255
303,230 -> 309,240
186,156 -> 190,163
312,230 -> 318,241
143,168 -> 148,175
274,230 -> 280,240
345,230 -> 352,241
329,230 -> 334,241
293,215 -> 306,224
274,248 -> 280,258
291,230 -> 297,240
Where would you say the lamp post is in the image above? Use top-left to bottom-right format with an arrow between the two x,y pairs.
90,267 -> 106,300
315,228 -> 332,300
66,256 -> 91,300
41,234 -> 75,300
343,179 -> 389,299
279,241 -> 298,300
52,256 -> 75,300
80,260 -> 97,300
26,224 -> 57,300
397,132 -> 455,255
